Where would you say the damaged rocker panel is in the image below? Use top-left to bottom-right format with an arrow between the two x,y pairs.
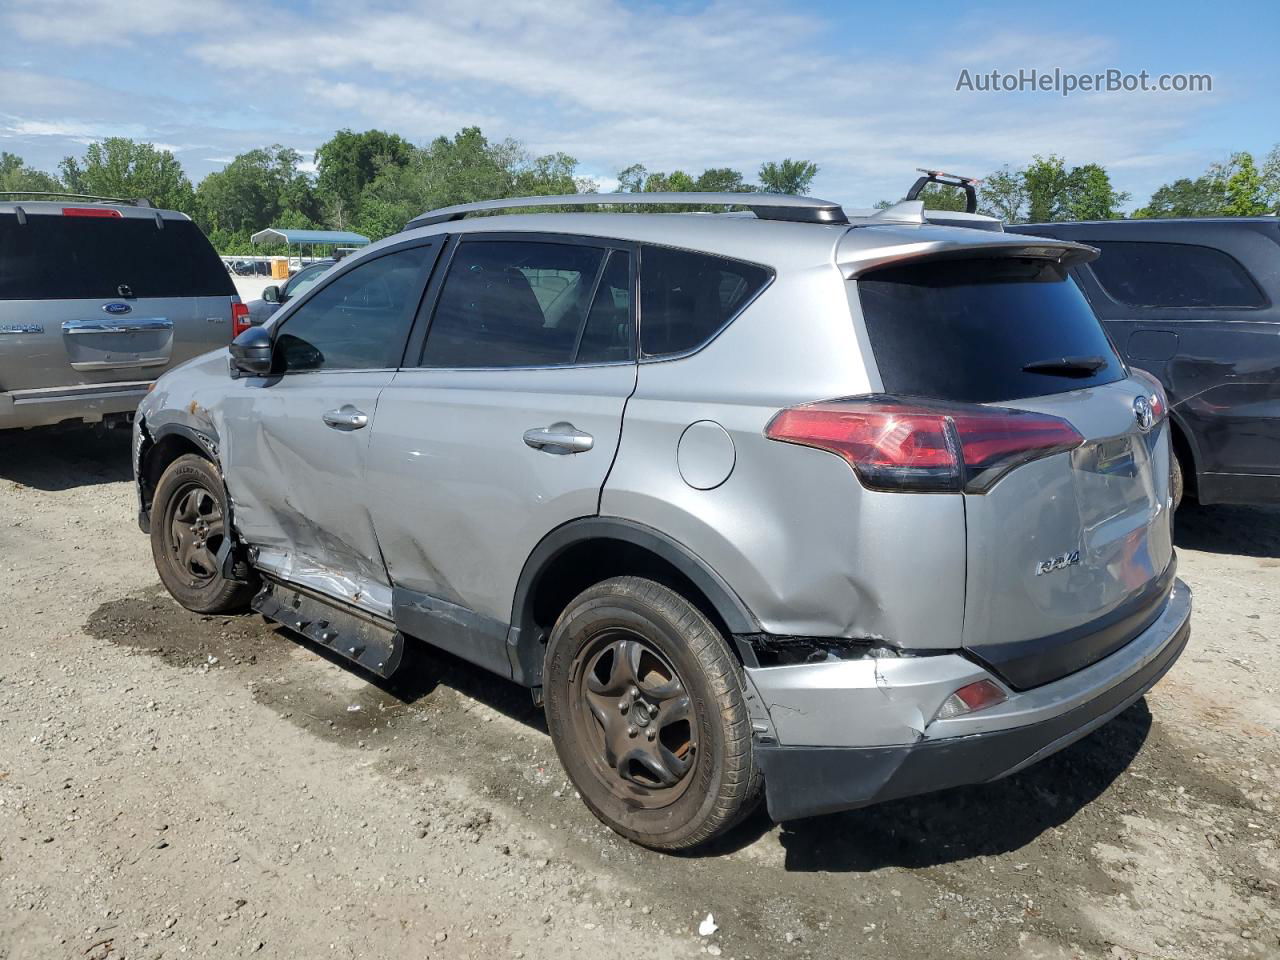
252,578 -> 405,679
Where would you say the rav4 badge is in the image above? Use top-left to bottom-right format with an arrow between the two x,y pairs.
1035,550 -> 1081,576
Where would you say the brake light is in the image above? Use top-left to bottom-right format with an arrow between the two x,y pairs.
934,679 -> 1007,721
765,397 -> 1084,493
231,300 -> 251,338
62,207 -> 122,218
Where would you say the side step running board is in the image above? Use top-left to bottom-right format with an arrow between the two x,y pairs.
252,579 -> 405,679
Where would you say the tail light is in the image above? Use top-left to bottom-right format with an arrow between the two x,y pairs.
934,679 -> 1007,721
765,396 -> 1084,493
231,300 -> 251,338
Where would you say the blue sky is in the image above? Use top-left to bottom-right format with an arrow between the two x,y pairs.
2,0 -> 1277,209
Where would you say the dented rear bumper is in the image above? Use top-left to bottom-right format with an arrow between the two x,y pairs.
749,579 -> 1191,822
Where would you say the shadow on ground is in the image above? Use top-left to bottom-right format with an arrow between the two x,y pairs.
705,700 -> 1152,871
1175,501 -> 1280,558
0,425 -> 134,491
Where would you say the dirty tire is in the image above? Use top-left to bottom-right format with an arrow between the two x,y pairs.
544,576 -> 762,851
150,454 -> 254,614
1171,447 -> 1185,511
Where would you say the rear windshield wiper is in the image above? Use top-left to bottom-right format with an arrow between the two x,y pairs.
1022,355 -> 1108,377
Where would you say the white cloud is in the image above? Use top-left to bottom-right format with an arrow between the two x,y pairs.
0,0 -> 1235,205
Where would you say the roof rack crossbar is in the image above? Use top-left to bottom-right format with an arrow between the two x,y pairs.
0,191 -> 152,208
406,192 -> 849,230
905,169 -> 979,214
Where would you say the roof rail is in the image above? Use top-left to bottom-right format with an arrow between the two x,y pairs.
905,169 -> 979,214
0,191 -> 153,208
405,192 -> 849,230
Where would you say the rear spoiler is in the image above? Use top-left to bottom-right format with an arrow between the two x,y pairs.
837,234 -> 1100,279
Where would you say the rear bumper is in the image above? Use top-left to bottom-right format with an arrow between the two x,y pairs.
0,381 -> 150,430
751,578 -> 1191,822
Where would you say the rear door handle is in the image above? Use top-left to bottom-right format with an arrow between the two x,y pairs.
523,423 -> 594,454
322,405 -> 369,431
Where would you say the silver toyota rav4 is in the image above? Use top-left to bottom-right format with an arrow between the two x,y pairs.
133,192 -> 1192,850
1,193 -> 242,431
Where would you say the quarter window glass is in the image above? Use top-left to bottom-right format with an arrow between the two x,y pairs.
639,245 -> 771,357
1086,241 -> 1265,308
577,251 -> 633,364
421,240 -> 606,368
275,246 -> 430,372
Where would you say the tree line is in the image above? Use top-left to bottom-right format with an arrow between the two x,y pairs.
3,130 -> 1279,254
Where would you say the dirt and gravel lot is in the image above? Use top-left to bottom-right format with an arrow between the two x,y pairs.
1,427 -> 1277,960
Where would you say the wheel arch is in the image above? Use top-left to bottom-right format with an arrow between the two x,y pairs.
1167,410 -> 1199,498
138,420 -> 222,520
506,518 -> 760,687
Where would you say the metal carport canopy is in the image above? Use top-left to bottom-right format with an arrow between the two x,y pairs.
250,228 -> 370,246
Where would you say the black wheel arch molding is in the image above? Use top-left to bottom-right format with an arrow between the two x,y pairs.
504,517 -> 762,687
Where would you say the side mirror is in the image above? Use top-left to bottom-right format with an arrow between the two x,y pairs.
229,325 -> 273,377
261,284 -> 281,304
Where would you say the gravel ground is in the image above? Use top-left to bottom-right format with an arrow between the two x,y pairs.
0,427 -> 1276,960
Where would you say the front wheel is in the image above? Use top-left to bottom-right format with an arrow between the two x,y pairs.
543,576 -> 761,850
150,454 -> 254,614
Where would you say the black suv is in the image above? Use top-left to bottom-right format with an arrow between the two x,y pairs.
1008,217 -> 1280,506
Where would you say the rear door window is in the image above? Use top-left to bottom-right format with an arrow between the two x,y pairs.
857,258 -> 1125,404
1085,240 -> 1266,308
639,245 -> 771,357
0,213 -> 233,300
420,239 -> 627,368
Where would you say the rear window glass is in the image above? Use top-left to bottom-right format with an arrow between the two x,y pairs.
857,258 -> 1125,404
639,245 -> 771,357
0,213 -> 233,301
1085,240 -> 1266,308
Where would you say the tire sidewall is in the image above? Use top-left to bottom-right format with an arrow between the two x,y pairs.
544,584 -> 739,848
150,455 -> 246,613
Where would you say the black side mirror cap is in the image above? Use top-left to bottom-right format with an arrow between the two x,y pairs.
229,325 -> 273,377
261,284 -> 281,304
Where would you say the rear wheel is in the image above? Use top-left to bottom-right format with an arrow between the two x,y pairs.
543,576 -> 761,850
150,454 -> 254,613
1171,447 -> 1185,511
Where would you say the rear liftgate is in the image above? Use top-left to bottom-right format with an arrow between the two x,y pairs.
252,579 -> 405,678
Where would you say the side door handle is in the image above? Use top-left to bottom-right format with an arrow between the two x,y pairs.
322,405 -> 370,431
523,422 -> 594,454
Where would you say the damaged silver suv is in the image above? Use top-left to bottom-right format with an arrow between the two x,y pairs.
133,190 -> 1192,850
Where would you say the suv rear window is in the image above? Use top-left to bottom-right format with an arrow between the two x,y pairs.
0,213 -> 233,301
1085,240 -> 1266,308
857,258 -> 1124,404
639,245 -> 771,357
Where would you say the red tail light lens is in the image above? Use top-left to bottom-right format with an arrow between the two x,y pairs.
765,397 -> 1084,493
62,207 -> 122,218
231,301 -> 251,338
934,679 -> 1008,721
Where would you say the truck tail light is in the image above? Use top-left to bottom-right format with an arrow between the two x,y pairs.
231,300 -> 251,338
765,396 -> 1083,493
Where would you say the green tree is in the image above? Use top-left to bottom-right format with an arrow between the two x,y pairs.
59,138 -> 194,211
1022,155 -> 1070,222
1131,176 -> 1226,218
616,163 -> 647,193
353,127 -> 590,241
0,152 -> 61,193
978,165 -> 1029,222
195,145 -> 317,235
1262,143 -> 1280,214
315,129 -> 414,227
758,158 -> 818,195
1063,163 -> 1129,220
1218,151 -> 1269,216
